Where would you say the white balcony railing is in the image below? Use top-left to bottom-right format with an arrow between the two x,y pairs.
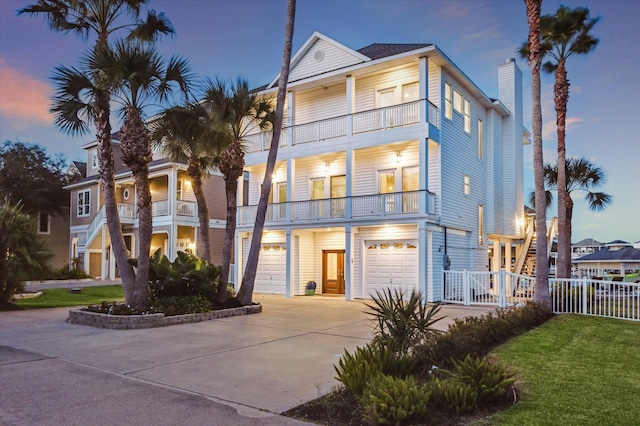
153,200 -> 170,217
237,190 -> 436,226
244,99 -> 439,153
177,200 -> 196,217
117,203 -> 135,220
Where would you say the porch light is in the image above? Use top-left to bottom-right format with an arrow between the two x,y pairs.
324,161 -> 330,173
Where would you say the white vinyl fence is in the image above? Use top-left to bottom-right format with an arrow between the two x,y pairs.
443,270 -> 640,321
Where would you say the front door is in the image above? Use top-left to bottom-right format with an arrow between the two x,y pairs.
323,250 -> 345,294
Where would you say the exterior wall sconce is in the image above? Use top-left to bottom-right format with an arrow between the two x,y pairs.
324,161 -> 330,173
396,151 -> 402,164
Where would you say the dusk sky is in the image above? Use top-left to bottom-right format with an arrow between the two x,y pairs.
1,0 -> 638,243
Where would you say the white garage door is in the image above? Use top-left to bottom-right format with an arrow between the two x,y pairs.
364,240 -> 418,298
242,240 -> 286,294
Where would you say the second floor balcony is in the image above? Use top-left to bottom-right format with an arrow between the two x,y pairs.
244,99 -> 439,153
237,189 -> 437,226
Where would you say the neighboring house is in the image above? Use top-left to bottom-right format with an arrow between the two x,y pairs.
64,135 -> 227,279
35,209 -> 70,270
234,32 -> 528,301
573,240 -> 640,279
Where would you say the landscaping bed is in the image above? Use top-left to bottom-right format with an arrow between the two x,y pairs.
68,303 -> 262,329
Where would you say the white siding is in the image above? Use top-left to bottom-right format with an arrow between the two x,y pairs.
289,39 -> 363,83
313,231 -> 345,293
296,230 -> 316,295
354,65 -> 419,112
295,83 -> 346,124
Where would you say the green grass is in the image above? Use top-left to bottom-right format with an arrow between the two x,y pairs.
14,285 -> 124,309
480,315 -> 640,425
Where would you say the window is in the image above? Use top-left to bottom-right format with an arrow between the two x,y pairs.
78,190 -> 90,217
477,119 -> 483,159
402,166 -> 419,192
330,175 -> 346,198
402,82 -> 419,102
91,151 -> 98,168
444,82 -> 452,119
176,178 -> 183,200
464,99 -> 471,133
311,178 -> 325,200
478,205 -> 484,246
453,89 -> 463,113
37,213 -> 50,234
464,175 -> 470,195
378,170 -> 396,194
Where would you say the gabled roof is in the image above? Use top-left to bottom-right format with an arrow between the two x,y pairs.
574,247 -> 640,263
71,161 -> 87,178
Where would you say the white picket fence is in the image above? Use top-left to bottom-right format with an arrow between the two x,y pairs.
443,270 -> 640,322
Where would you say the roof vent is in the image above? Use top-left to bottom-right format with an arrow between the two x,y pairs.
315,50 -> 325,62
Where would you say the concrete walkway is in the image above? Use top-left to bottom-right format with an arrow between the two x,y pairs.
0,294 -> 494,425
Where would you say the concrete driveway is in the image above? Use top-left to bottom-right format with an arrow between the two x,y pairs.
0,294 -> 493,425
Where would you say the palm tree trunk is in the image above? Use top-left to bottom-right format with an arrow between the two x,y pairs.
96,94 -> 136,303
238,0 -> 296,306
217,168 -> 239,303
565,196 -> 574,276
525,0 -> 550,308
188,161 -> 211,263
120,109 -> 153,309
555,62 -> 570,278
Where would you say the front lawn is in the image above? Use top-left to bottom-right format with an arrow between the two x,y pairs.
14,285 -> 124,309
483,315 -> 640,425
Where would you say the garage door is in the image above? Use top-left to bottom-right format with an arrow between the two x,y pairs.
364,240 -> 418,298
242,240 -> 286,294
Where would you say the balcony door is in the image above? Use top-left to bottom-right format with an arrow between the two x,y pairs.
378,88 -> 395,128
311,178 -> 326,218
323,250 -> 345,294
378,170 -> 396,213
402,166 -> 419,212
330,175 -> 346,217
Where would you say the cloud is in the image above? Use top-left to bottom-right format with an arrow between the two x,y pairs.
0,57 -> 52,129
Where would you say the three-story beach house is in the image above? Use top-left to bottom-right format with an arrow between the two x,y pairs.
234,32 -> 528,301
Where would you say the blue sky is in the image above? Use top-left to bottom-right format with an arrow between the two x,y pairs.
1,0 -> 638,243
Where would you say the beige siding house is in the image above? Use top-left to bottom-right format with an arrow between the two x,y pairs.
65,136 -> 226,279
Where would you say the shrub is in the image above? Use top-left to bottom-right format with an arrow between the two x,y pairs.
335,339 -> 415,396
425,301 -> 552,367
87,295 -> 212,316
130,249 -> 220,302
428,378 -> 477,415
361,374 -> 430,426
150,295 -> 212,316
366,288 -> 443,353
447,355 -> 515,404
50,266 -> 92,280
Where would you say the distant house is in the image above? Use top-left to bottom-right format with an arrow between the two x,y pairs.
233,32 -> 529,301
35,209 -> 70,270
573,240 -> 640,279
64,136 -> 227,279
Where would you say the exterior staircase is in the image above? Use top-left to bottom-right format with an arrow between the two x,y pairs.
515,216 -> 557,277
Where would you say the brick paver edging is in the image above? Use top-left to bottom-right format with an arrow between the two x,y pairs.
67,304 -> 262,329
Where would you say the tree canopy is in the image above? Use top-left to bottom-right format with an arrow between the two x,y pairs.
0,141 -> 76,216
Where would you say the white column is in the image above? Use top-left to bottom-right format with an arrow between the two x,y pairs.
168,169 -> 176,217
346,148 -> 354,219
419,56 -> 428,123
286,158 -> 295,222
492,240 -> 502,273
504,241 -> 513,272
346,75 -> 355,136
345,225 -> 354,301
418,221 -> 428,302
427,229 -> 434,302
419,138 -> 429,214
287,91 -> 295,127
285,228 -> 292,297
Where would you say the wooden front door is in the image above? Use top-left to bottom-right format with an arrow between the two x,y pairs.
323,250 -> 345,294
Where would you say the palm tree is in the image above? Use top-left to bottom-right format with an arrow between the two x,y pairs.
100,41 -> 192,307
539,6 -> 599,278
151,102 -> 223,264
532,157 -> 612,274
203,79 -> 273,303
237,0 -> 296,306
522,0 -> 550,307
51,42 -> 191,308
20,0 -> 174,305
